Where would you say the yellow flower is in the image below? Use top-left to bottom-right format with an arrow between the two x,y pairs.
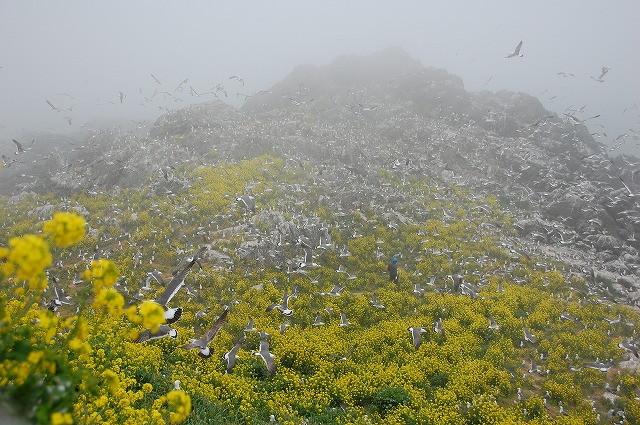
2,235 -> 52,284
151,409 -> 165,425
76,317 -> 90,342
93,288 -> 124,316
69,337 -> 92,355
89,259 -> 119,293
50,412 -> 74,425
129,329 -> 140,341
152,397 -> 166,410
27,350 -> 44,365
139,301 -> 165,333
37,310 -> 59,343
43,212 -> 86,247
166,390 -> 191,424
125,305 -> 142,324
102,368 -> 120,395
143,383 -> 153,393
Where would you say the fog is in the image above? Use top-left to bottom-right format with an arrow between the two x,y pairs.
1,1 -> 638,155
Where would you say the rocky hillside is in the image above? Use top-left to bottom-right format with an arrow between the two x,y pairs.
3,47 -> 640,299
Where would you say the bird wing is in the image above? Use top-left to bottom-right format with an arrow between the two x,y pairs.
345,344 -> 357,357
514,40 -> 523,55
410,328 -> 422,348
259,339 -> 276,376
202,308 -> 229,343
135,329 -> 152,343
598,67 -> 609,79
246,316 -> 254,329
225,334 -> 246,372
303,247 -> 313,264
155,269 -> 187,306
135,325 -> 171,343
150,270 -> 165,286
281,288 -> 290,309
12,139 -> 25,152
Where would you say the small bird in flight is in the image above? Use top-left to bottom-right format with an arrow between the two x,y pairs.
505,40 -> 523,58
46,99 -> 60,111
590,66 -> 611,82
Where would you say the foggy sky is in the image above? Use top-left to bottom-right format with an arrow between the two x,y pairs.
1,1 -> 639,156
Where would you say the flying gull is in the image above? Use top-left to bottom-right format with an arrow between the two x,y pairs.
135,324 -> 178,343
408,326 -> 428,349
266,288 -> 294,316
328,344 -> 357,361
505,40 -> 524,58
253,331 -> 276,377
224,333 -> 247,373
181,307 -> 229,358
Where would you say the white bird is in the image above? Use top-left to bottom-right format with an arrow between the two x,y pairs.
244,316 -> 257,332
181,307 -> 229,358
505,40 -> 524,58
370,293 -> 385,309
236,194 -> 256,213
590,66 -> 611,82
328,344 -> 357,361
620,177 -> 639,197
266,288 -> 294,317
523,327 -> 536,344
135,324 -> 178,343
488,316 -> 500,330
408,327 -> 428,350
433,318 -> 444,335
278,320 -> 290,334
253,332 -> 276,377
312,313 -> 325,326
339,312 -> 352,327
319,283 -> 345,297
224,333 -> 246,374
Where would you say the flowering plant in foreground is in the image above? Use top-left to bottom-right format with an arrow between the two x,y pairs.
0,212 -> 191,424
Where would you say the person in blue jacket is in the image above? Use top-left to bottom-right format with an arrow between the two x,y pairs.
388,257 -> 399,285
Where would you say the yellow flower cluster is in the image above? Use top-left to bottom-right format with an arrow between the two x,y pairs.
102,368 -> 120,395
86,258 -> 119,294
166,389 -> 192,424
36,309 -> 59,343
43,212 -> 86,248
1,235 -> 51,289
128,301 -> 166,333
50,412 -> 74,425
93,288 -> 125,317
